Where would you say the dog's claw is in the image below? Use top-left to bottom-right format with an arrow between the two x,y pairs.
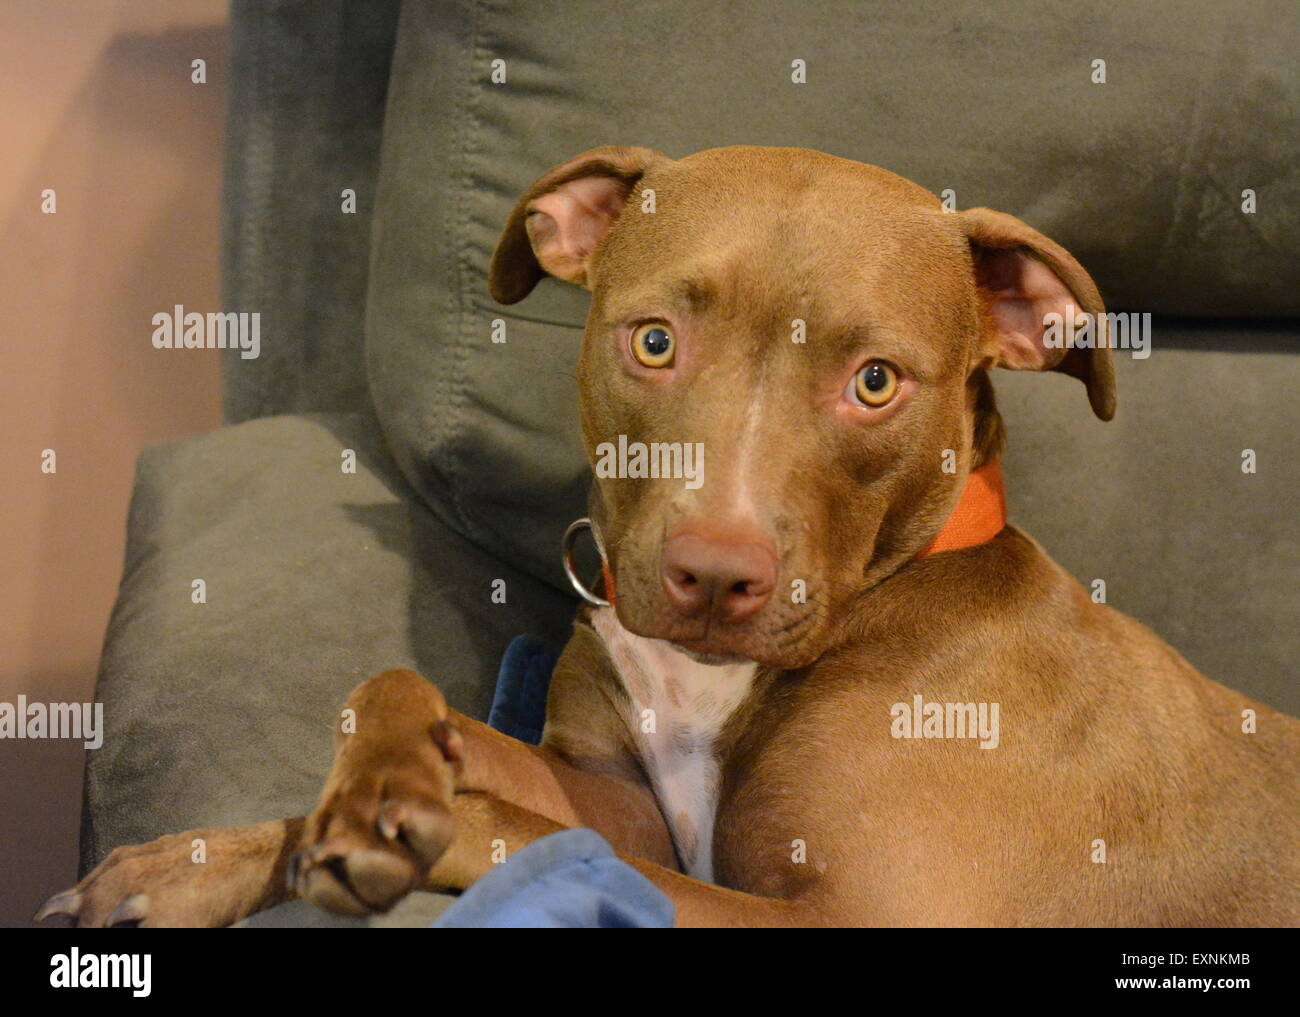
106,894 -> 150,927
34,889 -> 81,923
430,720 -> 464,764
392,801 -> 455,864
375,798 -> 454,862
378,801 -> 403,842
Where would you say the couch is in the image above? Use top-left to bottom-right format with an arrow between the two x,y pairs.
81,0 -> 1299,926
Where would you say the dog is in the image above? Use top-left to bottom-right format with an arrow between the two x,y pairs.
40,146 -> 1299,927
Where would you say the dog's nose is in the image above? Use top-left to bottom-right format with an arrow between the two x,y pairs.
660,525 -> 777,623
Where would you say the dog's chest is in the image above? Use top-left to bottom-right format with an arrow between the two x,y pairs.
590,608 -> 757,882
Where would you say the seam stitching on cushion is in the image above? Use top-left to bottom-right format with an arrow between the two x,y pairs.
444,0 -> 490,547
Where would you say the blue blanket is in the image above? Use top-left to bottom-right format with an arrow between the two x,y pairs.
434,636 -> 675,928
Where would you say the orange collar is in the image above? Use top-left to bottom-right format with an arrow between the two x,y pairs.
915,458 -> 1007,558
600,560 -> 618,606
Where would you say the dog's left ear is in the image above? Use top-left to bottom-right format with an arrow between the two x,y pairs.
490,146 -> 671,304
956,208 -> 1116,421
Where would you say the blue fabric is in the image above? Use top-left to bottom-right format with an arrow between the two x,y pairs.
433,828 -> 675,928
486,635 -> 560,745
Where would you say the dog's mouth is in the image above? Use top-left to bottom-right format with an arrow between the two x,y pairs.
618,603 -> 823,671
666,642 -> 753,666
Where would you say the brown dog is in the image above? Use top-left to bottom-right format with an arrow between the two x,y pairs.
41,146 -> 1299,927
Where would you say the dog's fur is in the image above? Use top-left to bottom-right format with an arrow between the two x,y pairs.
42,147 -> 1299,927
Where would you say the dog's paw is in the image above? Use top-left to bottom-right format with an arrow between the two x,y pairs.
293,720 -> 461,917
35,831 -> 232,928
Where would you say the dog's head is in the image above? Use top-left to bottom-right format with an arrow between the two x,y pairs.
491,146 -> 1114,668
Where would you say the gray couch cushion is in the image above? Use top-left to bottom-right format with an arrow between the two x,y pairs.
81,413 -> 577,897
365,0 -> 1298,597
222,0 -> 402,423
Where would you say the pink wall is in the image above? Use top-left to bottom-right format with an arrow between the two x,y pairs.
0,0 -> 228,926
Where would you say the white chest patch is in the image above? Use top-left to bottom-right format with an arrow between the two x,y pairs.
590,607 -> 758,882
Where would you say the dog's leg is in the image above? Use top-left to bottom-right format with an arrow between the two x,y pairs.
421,793 -> 817,927
46,665 -> 812,927
625,859 -> 816,927
42,665 -> 672,926
293,668 -> 678,914
36,818 -> 303,928
42,671 -> 456,927
452,709 -> 678,866
297,670 -> 817,925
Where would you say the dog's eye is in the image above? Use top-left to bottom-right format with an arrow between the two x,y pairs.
851,362 -> 899,407
630,323 -> 675,368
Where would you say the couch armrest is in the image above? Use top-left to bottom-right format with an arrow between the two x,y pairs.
81,412 -> 576,923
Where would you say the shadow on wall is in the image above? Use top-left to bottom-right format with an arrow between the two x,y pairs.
0,24 -> 226,928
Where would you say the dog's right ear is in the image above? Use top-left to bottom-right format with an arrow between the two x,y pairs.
489,146 -> 670,304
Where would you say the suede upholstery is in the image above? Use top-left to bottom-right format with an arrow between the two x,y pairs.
82,414 -> 575,924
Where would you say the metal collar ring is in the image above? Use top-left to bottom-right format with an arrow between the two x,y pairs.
561,517 -> 611,608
